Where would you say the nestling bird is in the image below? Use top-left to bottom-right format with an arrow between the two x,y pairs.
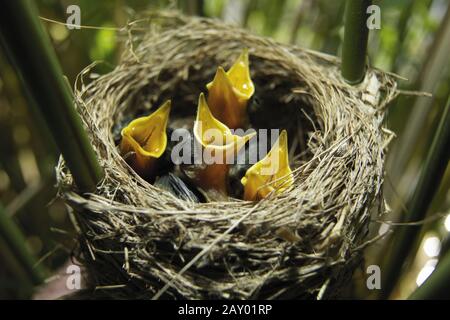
119,100 -> 171,181
154,173 -> 200,203
241,130 -> 293,201
206,49 -> 254,129
181,93 -> 256,198
227,133 -> 260,199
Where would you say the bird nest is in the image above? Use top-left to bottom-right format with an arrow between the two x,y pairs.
56,11 -> 399,299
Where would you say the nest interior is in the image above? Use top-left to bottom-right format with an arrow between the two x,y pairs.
57,12 -> 398,299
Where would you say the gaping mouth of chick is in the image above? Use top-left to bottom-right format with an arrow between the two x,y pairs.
120,100 -> 171,159
193,93 -> 255,158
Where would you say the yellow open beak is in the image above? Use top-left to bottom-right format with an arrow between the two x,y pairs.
120,100 -> 171,178
193,93 -> 255,193
206,49 -> 254,129
241,130 -> 293,201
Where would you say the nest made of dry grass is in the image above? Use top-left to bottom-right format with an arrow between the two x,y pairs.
56,11 -> 399,299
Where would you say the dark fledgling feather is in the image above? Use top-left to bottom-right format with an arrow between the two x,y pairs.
154,173 -> 200,202
228,136 -> 262,198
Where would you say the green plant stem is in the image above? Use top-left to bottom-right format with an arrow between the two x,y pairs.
341,0 -> 372,84
381,96 -> 450,299
0,0 -> 103,192
388,6 -> 450,187
408,251 -> 450,299
391,0 -> 419,73
0,49 -> 58,178
0,126 -> 27,192
0,204 -> 45,285
289,0 -> 312,44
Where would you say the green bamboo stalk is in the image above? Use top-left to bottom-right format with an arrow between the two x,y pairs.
289,0 -> 311,44
0,204 -> 45,285
391,0 -> 420,73
0,50 -> 57,179
0,130 -> 27,192
0,238 -> 34,298
408,251 -> 450,300
0,0 -> 103,192
388,5 -> 450,187
341,0 -> 372,84
389,4 -> 449,150
380,96 -> 450,299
